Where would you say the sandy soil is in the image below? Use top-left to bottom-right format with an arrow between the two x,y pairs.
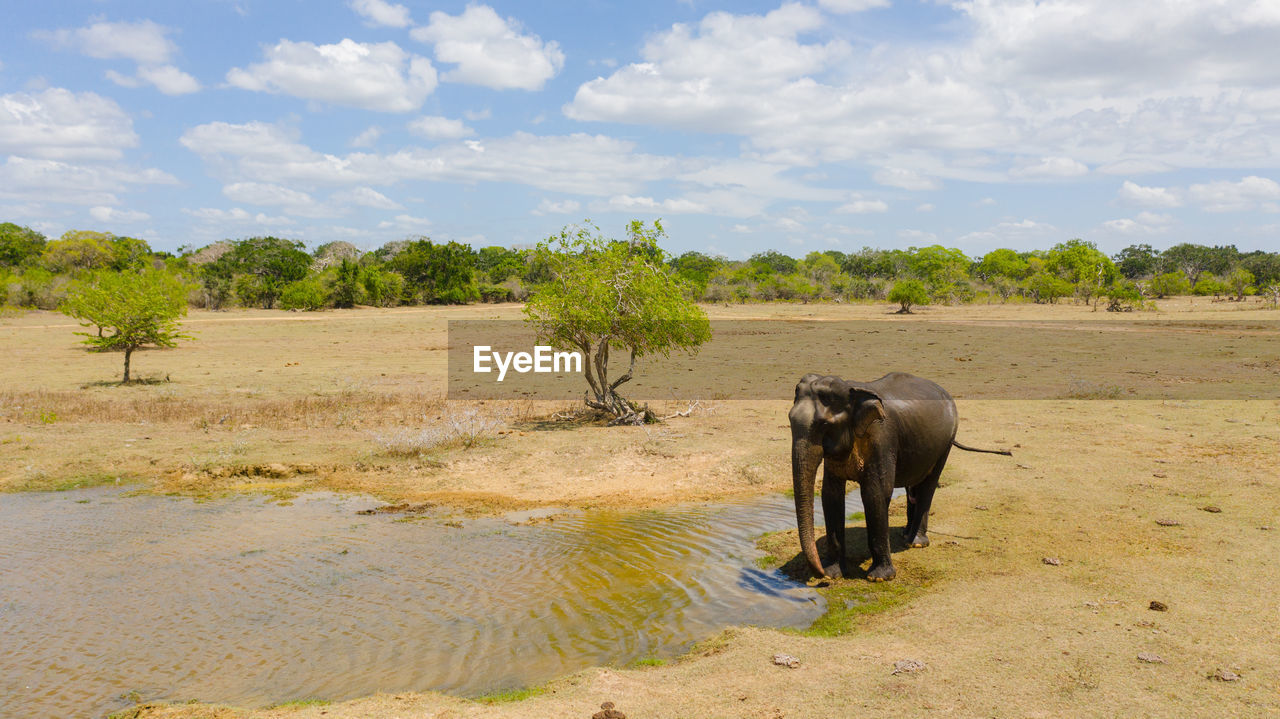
3,298 -> 1278,717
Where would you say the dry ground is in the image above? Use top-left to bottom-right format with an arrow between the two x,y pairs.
2,298 -> 1278,717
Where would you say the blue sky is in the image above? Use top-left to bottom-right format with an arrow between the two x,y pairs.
2,1 -> 1279,257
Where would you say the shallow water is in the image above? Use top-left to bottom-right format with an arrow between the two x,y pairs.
0,490 -> 826,718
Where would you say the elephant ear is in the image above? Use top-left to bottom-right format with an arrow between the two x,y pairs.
849,387 -> 886,437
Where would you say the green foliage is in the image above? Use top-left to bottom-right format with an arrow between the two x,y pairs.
17,267 -> 66,309
388,238 -> 480,304
478,283 -> 515,302
475,246 -> 526,284
1148,271 -> 1191,298
524,220 -> 711,421
1193,274 -> 1226,297
226,236 -> 311,308
976,248 -> 1030,281
0,223 -> 47,268
1226,267 -> 1255,300
1114,243 -> 1160,279
362,269 -> 405,307
329,258 -> 363,308
1024,271 -> 1073,304
888,279 -> 929,313
60,269 -> 192,382
1105,280 -> 1144,312
749,250 -> 798,276
279,277 -> 328,311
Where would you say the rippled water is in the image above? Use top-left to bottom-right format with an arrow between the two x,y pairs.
0,491 -> 825,718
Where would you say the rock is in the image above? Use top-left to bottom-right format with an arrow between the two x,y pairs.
891,659 -> 926,675
1209,668 -> 1241,682
1042,557 -> 1062,566
1137,652 -> 1164,663
772,654 -> 801,669
1200,505 -> 1222,513
1155,519 -> 1181,526
592,701 -> 627,719
1149,600 -> 1168,612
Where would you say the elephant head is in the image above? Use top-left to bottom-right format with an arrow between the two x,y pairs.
788,373 -> 886,578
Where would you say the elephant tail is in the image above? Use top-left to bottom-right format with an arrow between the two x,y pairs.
952,439 -> 1013,456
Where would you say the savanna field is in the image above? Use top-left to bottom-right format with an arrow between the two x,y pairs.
3,298 -> 1277,718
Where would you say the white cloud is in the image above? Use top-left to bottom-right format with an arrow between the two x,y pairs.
916,203 -> 935,212
873,167 -> 940,191
976,197 -> 997,206
137,65 -> 200,95
835,194 -> 888,214
36,20 -> 177,65
226,39 -> 436,112
0,156 -> 176,206
331,186 -> 403,210
412,5 -> 564,90
603,195 -> 708,214
377,214 -> 432,230
407,115 -> 475,140
532,198 -> 581,215
1187,176 -> 1280,212
89,206 -> 150,223
0,88 -> 138,160
183,121 -> 684,197
1101,211 -> 1174,235
183,207 -> 294,226
349,0 -> 412,28
1009,156 -> 1089,179
351,126 -> 382,148
1117,180 -> 1181,208
898,229 -> 937,243
817,0 -> 890,13
222,182 -> 335,217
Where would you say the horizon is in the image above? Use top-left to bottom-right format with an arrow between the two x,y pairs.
3,1 -> 1279,257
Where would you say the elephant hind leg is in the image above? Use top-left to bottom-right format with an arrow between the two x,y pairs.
903,448 -> 949,548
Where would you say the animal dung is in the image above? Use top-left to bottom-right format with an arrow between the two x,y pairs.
1149,600 -> 1168,612
1042,557 -> 1062,566
1209,668 -> 1242,682
592,701 -> 627,719
1200,505 -> 1222,513
1154,518 -> 1182,526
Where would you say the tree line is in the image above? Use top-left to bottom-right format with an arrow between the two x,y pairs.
2,221 -> 1279,313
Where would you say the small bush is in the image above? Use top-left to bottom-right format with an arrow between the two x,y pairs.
478,283 -> 514,302
888,279 -> 929,313
369,408 -> 506,457
279,278 -> 328,311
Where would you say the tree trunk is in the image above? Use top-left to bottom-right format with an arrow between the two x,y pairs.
123,347 -> 132,383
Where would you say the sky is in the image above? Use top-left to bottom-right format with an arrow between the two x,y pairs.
2,0 -> 1280,258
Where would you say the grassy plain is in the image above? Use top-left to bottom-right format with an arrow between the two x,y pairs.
3,298 -> 1278,717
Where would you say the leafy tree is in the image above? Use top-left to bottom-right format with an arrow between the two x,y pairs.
1148,271 -> 1191,299
888,279 -> 929,314
975,248 -> 1030,281
669,251 -> 719,291
388,238 -> 480,304
61,269 -> 191,382
475,246 -> 526,284
1241,251 -> 1280,286
43,231 -> 118,272
362,268 -> 405,307
1161,244 -> 1236,286
1105,280 -> 1144,312
1024,271 -> 1073,304
330,258 -> 363,308
1226,267 -> 1254,301
1193,274 -> 1227,298
108,236 -> 153,270
226,236 -> 311,308
280,277 -> 328,310
524,220 -> 711,424
0,223 -> 47,268
1047,239 -> 1118,308
748,250 -> 798,276
801,252 -> 841,284
1114,244 -> 1160,279
198,257 -> 234,309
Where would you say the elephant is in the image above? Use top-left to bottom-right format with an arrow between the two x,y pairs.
789,372 -> 1011,582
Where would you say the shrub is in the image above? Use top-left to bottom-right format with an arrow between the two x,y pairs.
279,277 -> 328,311
888,279 -> 929,313
1148,271 -> 1191,299
478,283 -> 514,302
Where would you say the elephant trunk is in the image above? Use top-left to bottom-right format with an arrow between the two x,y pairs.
791,435 -> 825,578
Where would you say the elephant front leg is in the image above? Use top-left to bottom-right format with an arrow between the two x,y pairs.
820,467 -> 847,577
859,470 -> 896,582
